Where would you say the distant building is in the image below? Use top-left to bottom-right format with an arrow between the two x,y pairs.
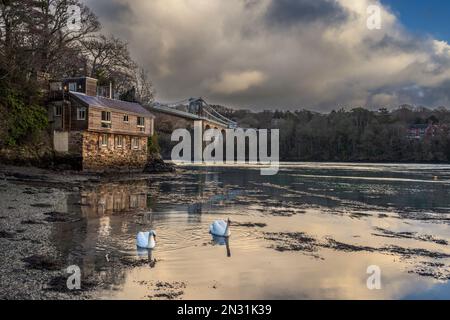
47,77 -> 155,172
407,123 -> 437,140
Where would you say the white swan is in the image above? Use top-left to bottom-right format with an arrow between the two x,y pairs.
136,230 -> 157,249
209,219 -> 231,237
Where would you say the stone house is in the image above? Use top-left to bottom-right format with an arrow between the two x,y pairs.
48,77 -> 155,172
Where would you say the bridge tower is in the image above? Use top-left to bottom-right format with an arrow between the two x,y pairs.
188,98 -> 204,116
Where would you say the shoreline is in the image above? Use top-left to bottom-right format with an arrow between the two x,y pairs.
0,164 -> 177,299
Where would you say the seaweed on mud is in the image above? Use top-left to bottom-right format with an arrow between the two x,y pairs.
138,281 -> 186,300
46,275 -> 98,293
323,238 -> 375,253
372,227 -> 449,246
264,232 -> 450,262
408,261 -> 450,281
264,232 -> 320,256
350,212 -> 372,219
152,291 -> 184,300
155,281 -> 186,289
396,210 -> 450,222
381,245 -> 450,259
22,255 -> 64,271
42,212 -> 81,223
44,216 -> 70,223
0,230 -> 15,239
31,203 -> 53,208
21,219 -> 46,225
152,281 -> 186,300
119,257 -> 157,268
233,222 -> 267,228
256,206 -> 301,217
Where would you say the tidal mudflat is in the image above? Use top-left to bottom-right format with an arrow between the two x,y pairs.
1,163 -> 450,300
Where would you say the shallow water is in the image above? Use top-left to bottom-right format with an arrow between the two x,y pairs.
51,163 -> 450,299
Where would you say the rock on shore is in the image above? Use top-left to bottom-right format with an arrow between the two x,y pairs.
143,158 -> 176,173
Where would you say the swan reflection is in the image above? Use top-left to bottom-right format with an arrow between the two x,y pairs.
136,247 -> 157,268
211,235 -> 231,258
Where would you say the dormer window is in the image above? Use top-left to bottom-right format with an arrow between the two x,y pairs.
101,111 -> 112,128
68,82 -> 77,92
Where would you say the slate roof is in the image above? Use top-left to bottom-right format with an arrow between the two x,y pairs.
70,92 -> 154,118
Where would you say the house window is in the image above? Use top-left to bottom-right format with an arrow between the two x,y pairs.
68,82 -> 77,92
54,105 -> 63,117
130,195 -> 138,209
115,135 -> 123,148
137,117 -> 145,132
101,111 -> 112,128
131,137 -> 140,150
123,115 -> 129,123
77,107 -> 86,120
100,134 -> 109,147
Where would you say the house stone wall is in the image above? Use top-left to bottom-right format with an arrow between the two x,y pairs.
68,131 -> 83,154
82,131 -> 148,172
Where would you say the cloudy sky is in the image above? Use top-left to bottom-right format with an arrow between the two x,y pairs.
84,0 -> 450,111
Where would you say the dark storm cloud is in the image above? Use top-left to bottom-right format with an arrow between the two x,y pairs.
366,80 -> 450,109
265,0 -> 348,27
83,0 -> 450,111
421,80 -> 450,106
364,34 -> 423,53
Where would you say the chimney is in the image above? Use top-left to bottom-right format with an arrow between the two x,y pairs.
109,81 -> 113,99
85,77 -> 98,97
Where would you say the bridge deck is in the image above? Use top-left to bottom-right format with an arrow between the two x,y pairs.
149,105 -> 230,128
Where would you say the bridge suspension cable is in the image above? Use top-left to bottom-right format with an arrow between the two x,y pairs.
202,108 -> 230,126
154,97 -> 237,128
203,103 -> 237,127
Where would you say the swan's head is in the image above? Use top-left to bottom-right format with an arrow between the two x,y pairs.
150,230 -> 157,240
227,218 -> 231,226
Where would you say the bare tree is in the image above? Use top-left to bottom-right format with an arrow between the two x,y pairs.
134,68 -> 155,106
81,34 -> 136,86
0,0 -> 99,81
1,1 -> 155,103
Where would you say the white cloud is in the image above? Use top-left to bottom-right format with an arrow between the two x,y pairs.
209,70 -> 267,94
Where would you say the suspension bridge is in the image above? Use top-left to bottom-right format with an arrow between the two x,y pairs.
149,97 -> 238,132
